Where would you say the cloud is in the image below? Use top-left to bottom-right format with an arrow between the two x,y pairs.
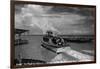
15,4 -> 60,34
48,6 -> 94,16
15,4 -> 95,35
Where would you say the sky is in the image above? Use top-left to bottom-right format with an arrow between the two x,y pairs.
15,4 -> 95,35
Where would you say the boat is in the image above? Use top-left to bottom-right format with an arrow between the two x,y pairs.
41,31 -> 69,54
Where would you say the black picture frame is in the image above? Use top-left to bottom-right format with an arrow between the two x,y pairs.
11,0 -> 96,68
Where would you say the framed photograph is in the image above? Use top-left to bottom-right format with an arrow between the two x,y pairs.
11,0 -> 96,68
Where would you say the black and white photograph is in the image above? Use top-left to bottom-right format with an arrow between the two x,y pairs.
11,1 -> 96,68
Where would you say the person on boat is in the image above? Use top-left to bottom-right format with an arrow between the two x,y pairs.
51,33 -> 64,46
42,30 -> 65,46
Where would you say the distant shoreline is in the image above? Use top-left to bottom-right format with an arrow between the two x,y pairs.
21,35 -> 94,43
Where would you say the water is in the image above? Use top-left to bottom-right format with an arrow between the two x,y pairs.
15,35 -> 94,62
